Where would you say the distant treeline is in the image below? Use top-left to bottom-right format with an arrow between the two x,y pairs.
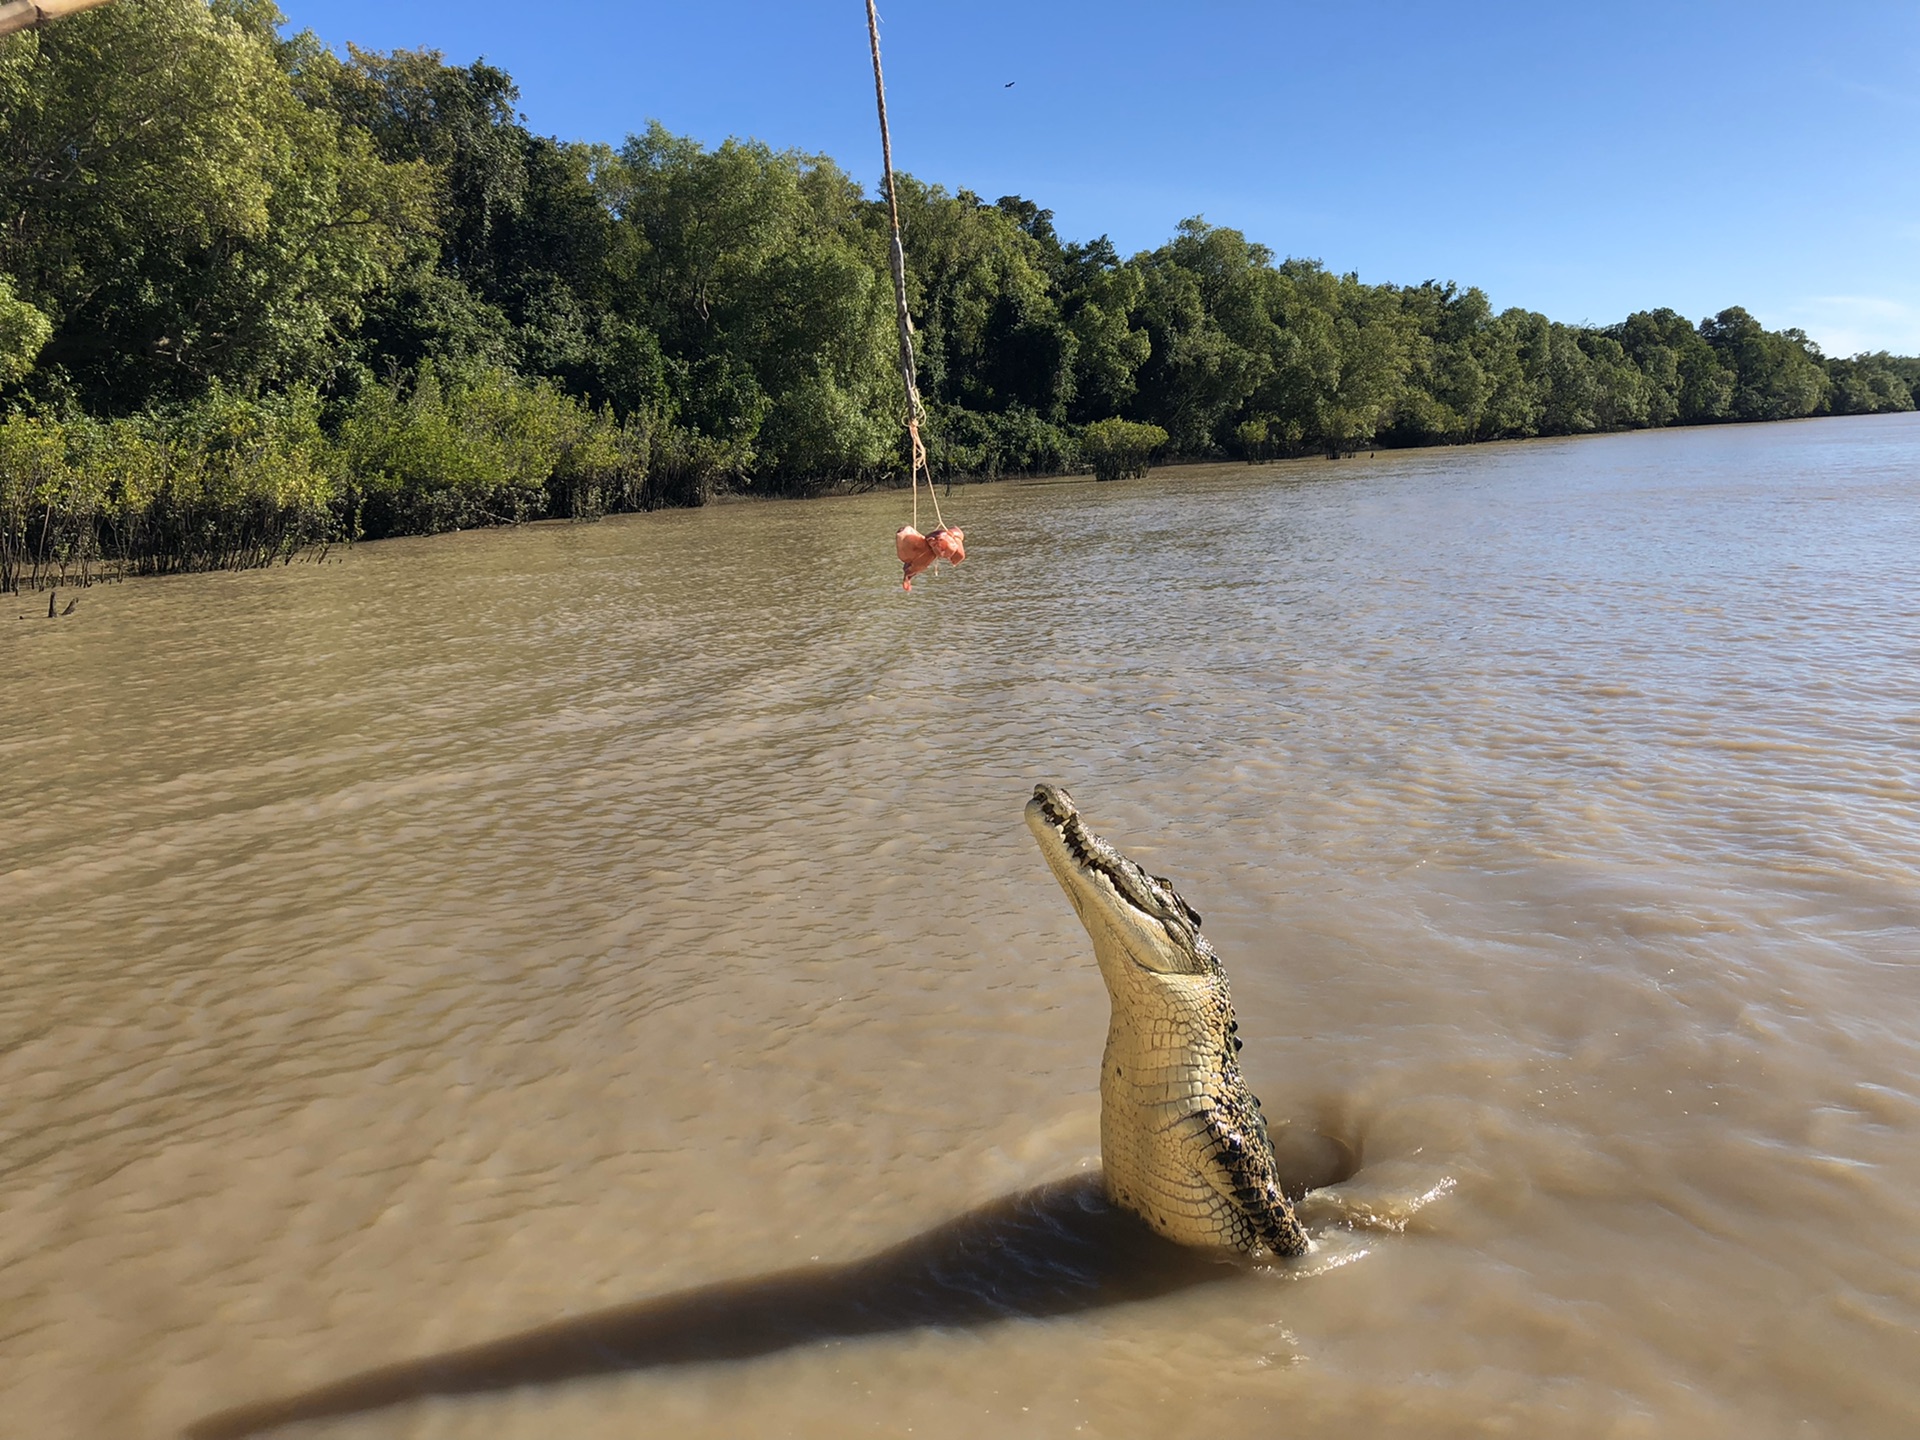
3,1 -> 1916,587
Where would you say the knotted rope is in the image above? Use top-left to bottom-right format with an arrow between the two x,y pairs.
863,0 -> 944,533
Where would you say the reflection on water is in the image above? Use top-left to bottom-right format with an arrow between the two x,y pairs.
5,414 -> 1920,1439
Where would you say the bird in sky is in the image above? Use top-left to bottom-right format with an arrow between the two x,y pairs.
1004,81 -> 1015,87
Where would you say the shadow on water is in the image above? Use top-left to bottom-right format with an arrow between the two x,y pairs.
187,1174 -> 1250,1439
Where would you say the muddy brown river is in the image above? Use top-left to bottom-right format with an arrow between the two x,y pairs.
5,414 -> 1920,1439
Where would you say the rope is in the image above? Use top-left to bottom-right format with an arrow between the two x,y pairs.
863,0 -> 944,533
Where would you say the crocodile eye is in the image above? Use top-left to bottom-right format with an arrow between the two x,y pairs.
1151,875 -> 1203,926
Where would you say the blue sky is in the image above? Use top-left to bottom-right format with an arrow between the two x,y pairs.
276,0 -> 1920,356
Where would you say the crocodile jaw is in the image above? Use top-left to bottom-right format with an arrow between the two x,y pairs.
1024,783 -> 1211,979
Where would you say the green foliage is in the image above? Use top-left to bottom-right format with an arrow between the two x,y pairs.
130,385 -> 340,571
548,406 -> 651,519
1234,416 -> 1274,462
1608,308 -> 1733,425
0,0 -> 426,409
1132,220 -> 1274,452
0,411 -> 78,591
1876,355 -> 1920,407
1232,412 -> 1304,462
1822,353 -> 1916,415
1699,307 -> 1830,421
1383,283 -> 1488,444
1081,418 -> 1167,482
1059,239 -> 1150,422
758,369 -> 891,491
0,388 -> 341,590
925,403 -> 1077,480
3,4 -> 1915,580
890,179 -> 1073,422
0,273 -> 50,385
647,422 -> 750,509
336,365 -> 589,536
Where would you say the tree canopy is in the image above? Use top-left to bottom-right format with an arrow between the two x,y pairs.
1,0 -> 1914,586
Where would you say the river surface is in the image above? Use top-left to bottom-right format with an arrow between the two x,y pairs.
5,414 -> 1920,1439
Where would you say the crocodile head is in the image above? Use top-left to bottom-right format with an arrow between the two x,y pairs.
1024,783 -> 1212,978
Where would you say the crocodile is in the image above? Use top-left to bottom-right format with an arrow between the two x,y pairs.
1025,783 -> 1309,1257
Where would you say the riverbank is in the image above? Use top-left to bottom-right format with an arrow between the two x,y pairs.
12,405 -> 1917,600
